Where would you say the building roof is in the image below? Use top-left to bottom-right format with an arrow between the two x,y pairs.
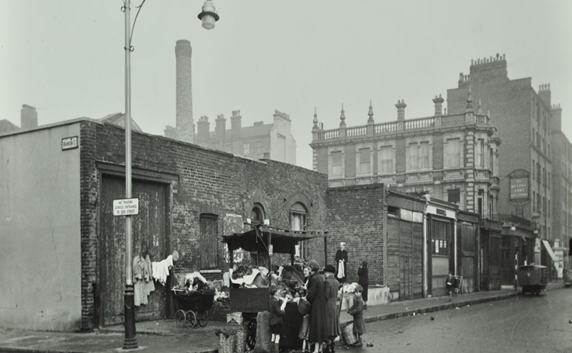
98,113 -> 142,132
0,119 -> 20,134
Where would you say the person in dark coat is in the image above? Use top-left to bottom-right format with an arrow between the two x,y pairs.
335,242 -> 348,283
357,261 -> 369,309
306,259 -> 328,353
347,284 -> 366,347
268,286 -> 288,353
323,265 -> 341,353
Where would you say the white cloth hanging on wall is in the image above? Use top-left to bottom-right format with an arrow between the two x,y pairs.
152,254 -> 173,286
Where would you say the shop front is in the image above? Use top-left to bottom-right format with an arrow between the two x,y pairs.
426,200 -> 458,297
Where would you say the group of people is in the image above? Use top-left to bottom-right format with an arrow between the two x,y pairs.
268,244 -> 369,353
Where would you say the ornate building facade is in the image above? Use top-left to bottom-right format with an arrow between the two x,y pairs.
310,93 -> 502,218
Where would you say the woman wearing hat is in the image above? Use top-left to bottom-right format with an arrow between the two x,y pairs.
323,264 -> 341,353
335,243 -> 348,283
306,260 -> 328,353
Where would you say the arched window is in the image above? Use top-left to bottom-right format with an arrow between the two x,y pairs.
290,202 -> 308,258
251,203 -> 265,224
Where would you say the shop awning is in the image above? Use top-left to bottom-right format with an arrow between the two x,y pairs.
542,240 -> 557,262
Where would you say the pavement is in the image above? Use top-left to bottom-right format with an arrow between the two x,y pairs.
0,282 -> 563,353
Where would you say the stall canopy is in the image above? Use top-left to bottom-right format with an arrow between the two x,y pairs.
542,240 -> 557,262
222,225 -> 328,254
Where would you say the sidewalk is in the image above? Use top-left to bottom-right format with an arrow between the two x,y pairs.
0,283 -> 562,353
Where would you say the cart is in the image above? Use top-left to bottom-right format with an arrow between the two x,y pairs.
172,289 -> 215,328
517,265 -> 548,295
222,225 -> 328,350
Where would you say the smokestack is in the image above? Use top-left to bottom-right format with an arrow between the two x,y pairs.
175,39 -> 193,143
196,116 -> 210,144
21,104 -> 38,129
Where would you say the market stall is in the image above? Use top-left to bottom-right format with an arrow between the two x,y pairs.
222,224 -> 328,351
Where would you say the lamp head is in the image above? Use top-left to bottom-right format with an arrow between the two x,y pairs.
198,0 -> 220,30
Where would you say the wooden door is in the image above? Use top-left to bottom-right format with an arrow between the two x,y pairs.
100,175 -> 169,325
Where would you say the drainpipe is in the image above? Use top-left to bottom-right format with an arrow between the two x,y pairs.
454,218 -> 458,276
423,211 -> 428,298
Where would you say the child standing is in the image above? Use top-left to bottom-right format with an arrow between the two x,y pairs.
297,288 -> 310,353
357,261 -> 369,310
347,284 -> 366,347
269,286 -> 288,353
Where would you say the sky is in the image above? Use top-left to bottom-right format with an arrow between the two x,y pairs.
1,0 -> 571,170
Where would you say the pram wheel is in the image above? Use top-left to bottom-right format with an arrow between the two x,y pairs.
186,310 -> 197,328
175,310 -> 187,327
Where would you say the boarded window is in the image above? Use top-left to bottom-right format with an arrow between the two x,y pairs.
461,224 -> 476,254
200,214 -> 218,269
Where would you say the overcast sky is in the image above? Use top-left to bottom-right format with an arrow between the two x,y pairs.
1,0 -> 571,170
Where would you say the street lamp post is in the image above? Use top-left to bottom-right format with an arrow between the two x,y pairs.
122,1 -> 219,349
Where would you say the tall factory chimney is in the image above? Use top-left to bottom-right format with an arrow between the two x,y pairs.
175,39 -> 194,143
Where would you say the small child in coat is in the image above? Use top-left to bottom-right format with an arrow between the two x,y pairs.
347,284 -> 366,347
269,286 -> 288,353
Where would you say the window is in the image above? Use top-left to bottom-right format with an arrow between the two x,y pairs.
489,149 -> 494,172
408,143 -> 418,170
447,189 -> 460,204
532,128 -> 535,144
445,138 -> 461,168
200,214 -> 218,269
359,148 -> 371,175
476,139 -> 485,168
379,146 -> 393,174
419,142 -> 429,169
532,160 -> 535,180
290,203 -> 308,258
432,220 -> 451,256
243,142 -> 250,156
407,142 -> 430,171
251,203 -> 265,224
532,192 -> 536,213
331,151 -> 342,177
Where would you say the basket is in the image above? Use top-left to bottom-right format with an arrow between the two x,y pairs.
298,298 -> 311,316
341,324 -> 357,346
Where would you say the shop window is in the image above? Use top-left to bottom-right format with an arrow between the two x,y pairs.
200,214 -> 218,269
432,221 -> 451,256
388,206 -> 400,217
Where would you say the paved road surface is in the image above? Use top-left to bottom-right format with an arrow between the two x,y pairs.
358,287 -> 572,353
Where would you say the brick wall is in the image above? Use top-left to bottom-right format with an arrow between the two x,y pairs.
79,121 -> 329,329
326,184 -> 385,285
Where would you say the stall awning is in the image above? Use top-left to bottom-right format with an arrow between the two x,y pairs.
542,240 -> 557,262
222,225 -> 328,254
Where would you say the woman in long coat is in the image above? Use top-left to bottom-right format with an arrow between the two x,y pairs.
306,260 -> 328,353
323,265 -> 341,352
